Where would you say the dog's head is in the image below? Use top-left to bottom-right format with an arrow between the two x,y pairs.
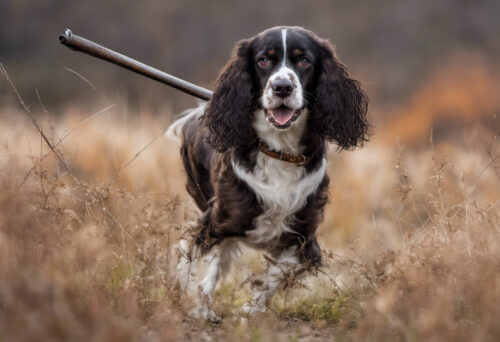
202,26 -> 369,152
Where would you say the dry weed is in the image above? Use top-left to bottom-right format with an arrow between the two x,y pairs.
1,64 -> 499,341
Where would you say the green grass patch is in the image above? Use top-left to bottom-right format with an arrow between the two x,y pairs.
105,261 -> 131,293
213,282 -> 252,318
273,291 -> 361,326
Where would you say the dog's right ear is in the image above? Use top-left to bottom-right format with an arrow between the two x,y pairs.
201,39 -> 255,152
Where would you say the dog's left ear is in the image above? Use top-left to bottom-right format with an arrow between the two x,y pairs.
309,40 -> 369,149
201,39 -> 256,152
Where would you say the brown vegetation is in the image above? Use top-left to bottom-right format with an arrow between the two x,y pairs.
380,56 -> 500,145
1,61 -> 499,341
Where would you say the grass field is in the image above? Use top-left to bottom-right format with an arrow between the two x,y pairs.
1,64 -> 499,341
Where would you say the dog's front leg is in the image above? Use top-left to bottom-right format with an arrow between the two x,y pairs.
198,240 -> 239,322
197,247 -> 222,322
175,238 -> 222,321
177,239 -> 238,322
240,247 -> 302,315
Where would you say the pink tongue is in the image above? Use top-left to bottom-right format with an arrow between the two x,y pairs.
269,107 -> 294,125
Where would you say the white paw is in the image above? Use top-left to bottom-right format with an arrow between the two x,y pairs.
188,305 -> 221,323
239,302 -> 267,316
204,309 -> 222,323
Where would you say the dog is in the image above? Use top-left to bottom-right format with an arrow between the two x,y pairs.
166,26 -> 369,321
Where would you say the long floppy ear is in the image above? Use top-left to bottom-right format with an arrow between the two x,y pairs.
201,39 -> 255,152
309,41 -> 369,149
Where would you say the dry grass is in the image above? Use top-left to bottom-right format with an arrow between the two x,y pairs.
1,65 -> 500,341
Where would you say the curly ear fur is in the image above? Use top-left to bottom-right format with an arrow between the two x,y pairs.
201,40 -> 256,152
309,41 -> 369,149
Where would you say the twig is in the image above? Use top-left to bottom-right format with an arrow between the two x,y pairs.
121,132 -> 164,170
64,67 -> 96,90
55,104 -> 116,146
35,88 -> 48,114
103,205 -> 140,249
468,154 -> 500,195
108,131 -> 165,191
0,63 -> 72,174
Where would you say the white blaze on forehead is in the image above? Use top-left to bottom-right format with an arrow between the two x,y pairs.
261,28 -> 303,110
281,29 -> 287,67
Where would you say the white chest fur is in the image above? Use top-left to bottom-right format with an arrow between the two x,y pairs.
233,156 -> 326,245
233,109 -> 326,245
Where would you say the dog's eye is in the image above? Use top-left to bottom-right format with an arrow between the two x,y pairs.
297,57 -> 311,68
258,57 -> 272,68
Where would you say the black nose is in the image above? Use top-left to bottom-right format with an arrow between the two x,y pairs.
272,79 -> 293,98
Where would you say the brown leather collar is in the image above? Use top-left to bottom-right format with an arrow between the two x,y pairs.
258,140 -> 308,166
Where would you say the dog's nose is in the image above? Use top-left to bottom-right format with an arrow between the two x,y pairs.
272,79 -> 293,98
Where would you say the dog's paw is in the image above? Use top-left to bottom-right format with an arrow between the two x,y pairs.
239,302 -> 267,316
188,305 -> 222,323
204,309 -> 222,323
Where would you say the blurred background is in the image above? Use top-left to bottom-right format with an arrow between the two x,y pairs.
1,0 -> 499,145
1,2 -> 500,340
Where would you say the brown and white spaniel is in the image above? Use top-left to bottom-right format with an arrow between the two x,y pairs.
166,26 -> 369,321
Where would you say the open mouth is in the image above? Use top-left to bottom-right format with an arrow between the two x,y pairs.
264,105 -> 302,129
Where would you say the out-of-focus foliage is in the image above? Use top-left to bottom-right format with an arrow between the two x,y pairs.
1,0 -> 499,111
1,2 -> 500,340
0,102 -> 499,340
